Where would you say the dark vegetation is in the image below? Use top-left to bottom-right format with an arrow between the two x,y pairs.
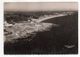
4,11 -> 75,23
4,11 -> 78,54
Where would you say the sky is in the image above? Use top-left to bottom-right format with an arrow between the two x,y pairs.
4,2 -> 78,12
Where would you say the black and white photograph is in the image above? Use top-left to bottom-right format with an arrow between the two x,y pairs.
4,2 -> 78,54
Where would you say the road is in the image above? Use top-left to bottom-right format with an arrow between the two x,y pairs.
32,14 -> 67,23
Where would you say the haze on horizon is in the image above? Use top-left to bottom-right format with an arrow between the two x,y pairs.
4,2 -> 78,12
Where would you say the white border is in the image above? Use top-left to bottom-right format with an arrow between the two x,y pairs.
4,0 -> 78,2
0,0 -> 79,57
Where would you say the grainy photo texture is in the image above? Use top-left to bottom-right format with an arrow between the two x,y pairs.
4,2 -> 78,54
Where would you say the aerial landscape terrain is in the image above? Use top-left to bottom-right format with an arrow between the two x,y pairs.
4,2 -> 78,54
4,11 -> 78,54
